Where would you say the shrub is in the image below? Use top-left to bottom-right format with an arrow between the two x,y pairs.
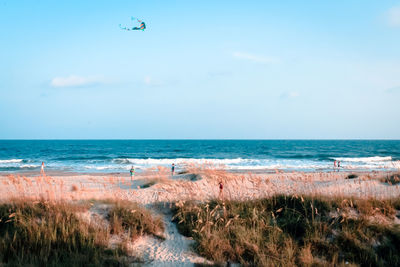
346,174 -> 358,179
381,173 -> 400,185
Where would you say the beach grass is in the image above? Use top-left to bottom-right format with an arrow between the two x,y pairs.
0,199 -> 164,266
380,173 -> 400,185
108,200 -> 165,240
172,195 -> 400,266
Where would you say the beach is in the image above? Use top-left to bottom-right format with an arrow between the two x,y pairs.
2,169 -> 399,203
1,167 -> 400,266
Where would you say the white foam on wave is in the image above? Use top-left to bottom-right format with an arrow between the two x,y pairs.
228,164 -> 327,170
19,164 -> 37,168
108,157 -> 398,171
0,159 -> 24,164
332,156 -> 392,163
3,157 -> 393,173
113,158 -> 251,165
83,165 -> 133,171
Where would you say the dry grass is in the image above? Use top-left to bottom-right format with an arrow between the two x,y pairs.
108,200 -> 165,240
380,173 -> 400,185
0,200 -> 122,266
1,173 -> 133,202
0,199 -> 164,266
71,184 -> 79,191
172,195 -> 400,266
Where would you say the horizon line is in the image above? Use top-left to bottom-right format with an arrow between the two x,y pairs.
0,138 -> 399,141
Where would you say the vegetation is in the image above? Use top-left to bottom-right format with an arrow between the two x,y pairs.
173,195 -> 400,266
0,200 -> 164,266
108,200 -> 165,240
380,173 -> 400,185
346,174 -> 358,179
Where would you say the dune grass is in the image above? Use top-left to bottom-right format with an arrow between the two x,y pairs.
380,173 -> 400,185
0,199 -> 164,266
108,200 -> 165,240
172,195 -> 400,266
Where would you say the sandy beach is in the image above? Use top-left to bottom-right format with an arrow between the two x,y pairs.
2,169 -> 399,203
1,167 -> 399,266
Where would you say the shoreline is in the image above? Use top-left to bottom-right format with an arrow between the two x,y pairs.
0,167 -> 393,178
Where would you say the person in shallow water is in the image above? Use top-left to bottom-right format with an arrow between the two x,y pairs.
130,166 -> 135,181
171,163 -> 175,176
40,162 -> 45,176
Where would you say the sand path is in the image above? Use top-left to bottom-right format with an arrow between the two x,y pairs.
128,204 -> 212,266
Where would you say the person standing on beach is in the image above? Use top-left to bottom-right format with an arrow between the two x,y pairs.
337,161 -> 341,171
333,160 -> 337,171
218,181 -> 224,200
130,166 -> 135,181
171,163 -> 175,176
40,162 -> 45,176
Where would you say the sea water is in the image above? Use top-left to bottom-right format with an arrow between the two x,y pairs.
0,140 -> 399,173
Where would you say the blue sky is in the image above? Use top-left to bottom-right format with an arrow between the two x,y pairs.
1,0 -> 400,139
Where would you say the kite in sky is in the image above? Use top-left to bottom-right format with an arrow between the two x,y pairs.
120,17 -> 146,31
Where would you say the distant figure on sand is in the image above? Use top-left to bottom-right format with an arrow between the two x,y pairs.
171,163 -> 175,176
337,161 -> 341,171
40,162 -> 45,176
130,166 -> 135,181
333,160 -> 337,171
218,181 -> 224,200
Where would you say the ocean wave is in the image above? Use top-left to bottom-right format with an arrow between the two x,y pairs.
227,164 -> 395,170
110,157 -> 398,170
331,156 -> 392,163
112,158 -> 252,165
53,155 -> 112,161
0,159 -> 24,164
0,165 -> 37,171
275,154 -> 317,160
228,164 -> 325,170
83,165 -> 133,171
0,157 -> 397,173
19,164 -> 38,169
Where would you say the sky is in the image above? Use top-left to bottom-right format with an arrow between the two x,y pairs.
0,0 -> 400,139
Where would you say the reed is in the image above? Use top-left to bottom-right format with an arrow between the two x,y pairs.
172,195 -> 400,266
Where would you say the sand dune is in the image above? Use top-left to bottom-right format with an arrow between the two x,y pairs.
1,170 -> 399,203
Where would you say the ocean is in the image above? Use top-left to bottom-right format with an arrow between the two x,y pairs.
0,140 -> 399,173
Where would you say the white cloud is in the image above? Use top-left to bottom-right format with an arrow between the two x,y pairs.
144,75 -> 152,85
233,51 -> 280,64
387,6 -> 400,27
143,75 -> 164,86
280,91 -> 300,99
50,75 -> 103,88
